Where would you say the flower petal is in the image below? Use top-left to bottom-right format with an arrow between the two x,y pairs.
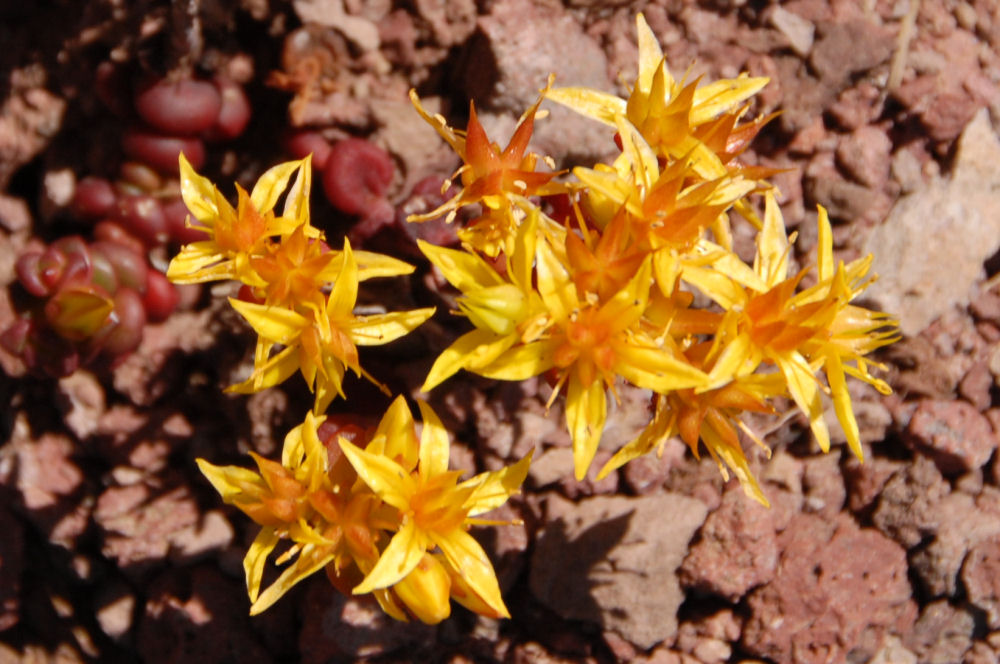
423,328 -> 517,392
475,338 -> 558,381
250,159 -> 303,215
196,458 -> 267,502
565,374 -> 607,480
462,450 -> 532,516
244,527 -> 279,603
250,543 -> 337,615
347,308 -> 435,346
545,86 -> 627,127
418,240 -> 504,292
338,439 -> 415,511
431,528 -> 509,619
178,153 -> 223,225
416,400 -> 450,478
777,351 -> 830,453
825,351 -> 862,461
229,298 -> 306,345
353,519 -> 427,594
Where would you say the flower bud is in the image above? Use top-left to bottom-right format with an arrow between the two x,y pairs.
392,553 -> 452,624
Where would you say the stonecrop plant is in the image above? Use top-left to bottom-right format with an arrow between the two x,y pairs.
167,154 -> 531,622
171,11 -> 897,622
410,13 -> 897,506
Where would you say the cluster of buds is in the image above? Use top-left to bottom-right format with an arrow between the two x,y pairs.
167,152 -> 532,622
2,236 -> 176,376
411,13 -> 898,504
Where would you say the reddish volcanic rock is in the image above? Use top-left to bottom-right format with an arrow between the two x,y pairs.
0,506 -> 25,631
872,454 -> 950,548
958,362 -> 994,412
909,488 -> 1000,597
835,125 -> 892,189
679,485 -> 778,602
137,566 -> 270,664
95,482 -> 201,573
843,455 -> 906,516
902,599 -> 975,664
962,535 -> 1000,629
906,399 -> 998,475
801,452 -> 846,519
742,513 -> 915,664
531,492 -> 707,648
298,581 -> 435,662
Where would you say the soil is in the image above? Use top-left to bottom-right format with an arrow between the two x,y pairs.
2,1 -> 1000,663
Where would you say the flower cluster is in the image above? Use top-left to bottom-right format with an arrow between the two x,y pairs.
199,397 -> 530,622
412,13 -> 897,504
168,155 -> 530,622
167,154 -> 434,413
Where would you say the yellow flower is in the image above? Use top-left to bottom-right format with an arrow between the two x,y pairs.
339,396 -> 531,621
419,204 -> 552,392
423,204 -> 706,479
572,116 -> 755,268
227,240 -> 435,413
408,85 -> 566,256
598,345 -> 785,505
167,154 -> 315,285
546,13 -> 768,182
684,193 -> 897,460
197,411 -> 395,615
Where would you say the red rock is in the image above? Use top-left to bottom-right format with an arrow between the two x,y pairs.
843,455 -> 906,516
675,609 -> 742,664
137,566 -> 270,664
891,30 -> 997,144
828,82 -> 883,130
479,501 -> 530,592
965,639 -> 1000,664
903,599 -> 974,664
94,582 -> 135,641
774,56 -> 835,134
801,452 -> 846,519
835,125 -> 892,189
622,438 -> 687,494
111,308 -> 218,406
603,630 -> 638,663
0,73 -> 65,190
14,429 -> 82,510
0,507 -> 24,631
872,454 -> 950,547
0,193 -> 31,232
679,485 -> 778,602
95,483 -> 200,573
909,489 -> 1000,597
809,20 -> 893,85
466,0 -> 615,167
57,370 -> 106,439
508,641 -> 593,664
959,362 -> 994,412
742,513 -> 916,664
531,492 -> 707,649
970,290 -> 1000,323
962,535 -> 1000,628
787,115 -> 828,155
906,399 -> 998,475
805,172 -> 881,222
298,581 -> 435,662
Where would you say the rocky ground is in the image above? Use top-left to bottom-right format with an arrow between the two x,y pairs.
2,1 -> 1000,663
